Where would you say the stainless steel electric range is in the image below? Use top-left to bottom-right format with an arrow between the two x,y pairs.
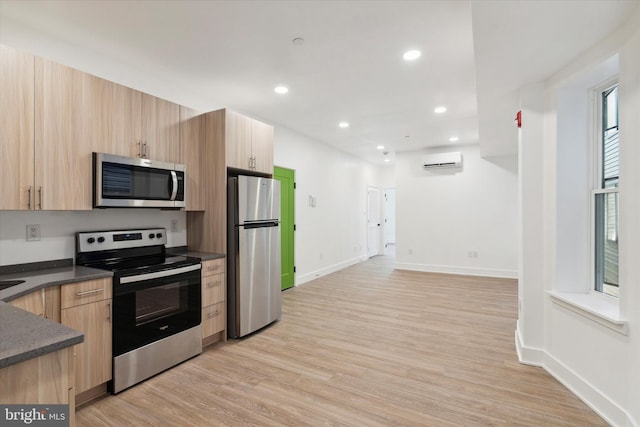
76,228 -> 202,393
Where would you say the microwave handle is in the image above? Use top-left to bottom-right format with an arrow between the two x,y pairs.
170,171 -> 178,201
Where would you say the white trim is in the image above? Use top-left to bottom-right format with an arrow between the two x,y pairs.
295,255 -> 368,286
516,327 -> 636,427
548,290 -> 628,335
543,352 -> 633,427
514,327 -> 544,366
395,262 -> 518,279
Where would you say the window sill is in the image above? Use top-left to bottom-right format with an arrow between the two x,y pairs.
548,291 -> 628,335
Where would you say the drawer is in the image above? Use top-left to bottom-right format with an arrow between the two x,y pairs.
202,273 -> 225,307
201,258 -> 225,276
61,278 -> 112,309
202,302 -> 225,338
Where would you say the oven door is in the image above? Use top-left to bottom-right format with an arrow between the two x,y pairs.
112,264 -> 201,357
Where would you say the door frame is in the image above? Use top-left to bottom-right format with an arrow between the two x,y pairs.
367,185 -> 381,258
274,166 -> 295,290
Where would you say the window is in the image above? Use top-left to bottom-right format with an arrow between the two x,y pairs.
594,84 -> 619,297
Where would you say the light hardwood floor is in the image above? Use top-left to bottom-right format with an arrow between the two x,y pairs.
76,256 -> 607,426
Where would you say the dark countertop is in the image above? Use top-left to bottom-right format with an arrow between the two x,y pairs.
167,247 -> 225,261
0,265 -> 113,303
0,262 -> 111,369
0,302 -> 84,368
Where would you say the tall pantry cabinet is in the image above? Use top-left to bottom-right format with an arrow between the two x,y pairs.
187,108 -> 274,254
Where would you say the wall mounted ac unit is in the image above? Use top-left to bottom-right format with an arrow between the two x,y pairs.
423,152 -> 462,169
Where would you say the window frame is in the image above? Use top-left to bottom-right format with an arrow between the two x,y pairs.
590,78 -> 619,299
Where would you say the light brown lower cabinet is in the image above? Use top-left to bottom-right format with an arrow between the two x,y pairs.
201,258 -> 226,346
0,346 -> 75,426
59,278 -> 112,404
7,288 -> 45,317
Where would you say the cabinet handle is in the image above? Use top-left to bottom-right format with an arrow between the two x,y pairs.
206,280 -> 221,288
143,141 -> 148,158
137,141 -> 142,157
38,186 -> 42,209
207,309 -> 220,318
107,301 -> 112,322
75,288 -> 104,297
207,264 -> 220,272
27,186 -> 32,209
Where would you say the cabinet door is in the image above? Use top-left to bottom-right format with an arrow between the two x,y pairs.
252,119 -> 274,174
0,45 -> 35,210
141,94 -> 181,162
8,289 -> 44,317
61,299 -> 112,394
35,58 -> 94,210
225,110 -> 253,170
180,106 -> 205,211
90,76 -> 142,158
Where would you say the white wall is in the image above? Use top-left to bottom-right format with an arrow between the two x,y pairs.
273,125 -> 389,284
0,210 -> 186,265
395,144 -> 518,278
517,8 -> 640,426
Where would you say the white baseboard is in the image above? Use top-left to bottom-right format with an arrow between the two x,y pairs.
295,255 -> 368,286
514,327 -> 544,366
515,327 -> 635,427
395,262 -> 518,279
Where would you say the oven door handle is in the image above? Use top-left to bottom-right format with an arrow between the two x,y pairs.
170,171 -> 178,201
120,264 -> 202,284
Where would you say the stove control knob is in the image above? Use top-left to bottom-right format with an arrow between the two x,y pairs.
156,233 -> 163,238
149,233 -> 155,239
87,237 -> 95,244
97,236 -> 105,243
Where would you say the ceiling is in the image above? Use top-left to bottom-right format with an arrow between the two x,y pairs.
0,0 -> 637,164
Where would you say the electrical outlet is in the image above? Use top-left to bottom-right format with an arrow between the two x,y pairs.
170,219 -> 179,232
27,224 -> 41,241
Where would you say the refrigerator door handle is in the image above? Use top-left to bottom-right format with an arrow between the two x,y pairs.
242,221 -> 280,229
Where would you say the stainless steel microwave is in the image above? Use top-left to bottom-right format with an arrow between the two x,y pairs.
93,153 -> 186,208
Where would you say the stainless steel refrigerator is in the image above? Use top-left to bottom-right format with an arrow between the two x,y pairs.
227,175 -> 282,338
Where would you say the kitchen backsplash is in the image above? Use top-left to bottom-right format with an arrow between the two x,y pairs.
0,209 -> 187,266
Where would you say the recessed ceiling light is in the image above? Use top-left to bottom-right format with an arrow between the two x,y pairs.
384,158 -> 391,163
449,136 -> 459,142
434,106 -> 447,114
274,86 -> 289,94
403,50 -> 421,61
376,145 -> 385,150
338,121 -> 349,128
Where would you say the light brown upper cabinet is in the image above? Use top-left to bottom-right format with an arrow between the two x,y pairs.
36,57 -> 95,210
224,109 -> 274,174
0,45 -> 35,210
251,119 -> 275,174
91,81 -> 180,163
141,94 -> 181,163
180,106 -> 206,211
88,76 -> 142,159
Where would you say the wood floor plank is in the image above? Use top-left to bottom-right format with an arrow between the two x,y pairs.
76,256 -> 607,426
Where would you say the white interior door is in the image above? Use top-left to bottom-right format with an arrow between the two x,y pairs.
384,188 -> 396,246
367,186 -> 381,258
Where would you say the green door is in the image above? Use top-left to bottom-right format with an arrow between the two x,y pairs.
274,166 -> 295,290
